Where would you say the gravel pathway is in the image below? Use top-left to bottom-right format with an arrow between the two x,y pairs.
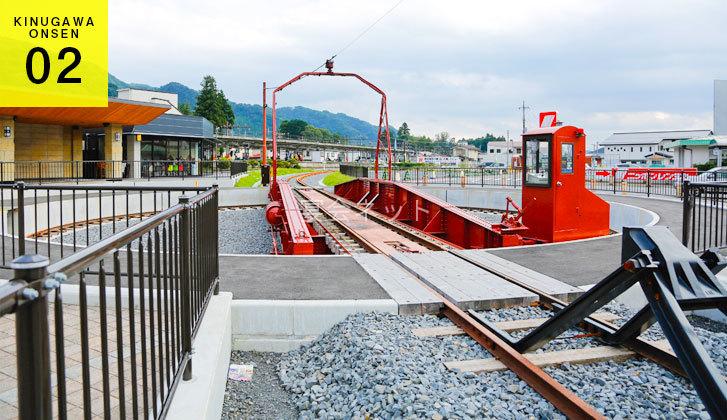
222,351 -> 298,419
218,208 -> 272,254
271,308 -> 725,419
49,208 -> 273,255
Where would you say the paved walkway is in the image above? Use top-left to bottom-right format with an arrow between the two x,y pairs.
0,303 -> 160,420
218,255 -> 390,300
491,194 -> 684,286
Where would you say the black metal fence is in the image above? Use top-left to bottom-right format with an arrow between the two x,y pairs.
340,164 -> 369,178
0,186 -> 219,419
1,160 -> 249,183
682,181 -> 727,253
230,161 -> 249,177
0,182 -> 209,269
343,165 -> 724,199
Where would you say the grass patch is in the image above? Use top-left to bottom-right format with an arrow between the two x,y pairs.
234,167 -> 311,188
322,171 -> 355,187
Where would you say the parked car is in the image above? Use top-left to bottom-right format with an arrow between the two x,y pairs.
684,167 -> 727,183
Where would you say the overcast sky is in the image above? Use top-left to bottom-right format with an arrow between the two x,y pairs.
109,0 -> 727,144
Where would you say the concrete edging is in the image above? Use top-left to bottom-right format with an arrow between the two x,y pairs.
167,292 -> 232,420
230,299 -> 398,352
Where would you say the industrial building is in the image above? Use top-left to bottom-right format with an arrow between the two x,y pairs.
600,129 -> 712,167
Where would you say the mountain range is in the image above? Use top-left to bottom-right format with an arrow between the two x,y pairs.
108,74 -> 395,142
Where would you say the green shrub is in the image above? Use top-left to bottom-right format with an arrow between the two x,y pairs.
217,156 -> 231,170
695,162 -> 716,171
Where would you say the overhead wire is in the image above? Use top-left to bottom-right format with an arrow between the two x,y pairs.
312,0 -> 406,72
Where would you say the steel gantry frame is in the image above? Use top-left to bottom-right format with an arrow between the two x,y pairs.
270,60 -> 392,189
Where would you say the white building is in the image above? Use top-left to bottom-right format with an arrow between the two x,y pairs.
452,143 -> 480,161
715,80 -> 727,135
482,140 -> 521,167
421,153 -> 460,166
599,130 -> 712,167
117,89 -> 182,115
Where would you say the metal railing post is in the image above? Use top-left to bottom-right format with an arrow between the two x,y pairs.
682,181 -> 692,247
12,254 -> 52,419
647,169 -> 651,197
16,181 -> 26,256
212,186 -> 220,294
178,195 -> 193,380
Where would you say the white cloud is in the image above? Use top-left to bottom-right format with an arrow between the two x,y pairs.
108,0 -> 727,139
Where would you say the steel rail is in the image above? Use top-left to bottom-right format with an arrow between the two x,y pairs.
46,188 -> 217,276
292,189 -> 353,255
291,175 -> 603,419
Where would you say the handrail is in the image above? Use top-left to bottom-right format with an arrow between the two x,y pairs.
1,185 -> 220,419
46,204 -> 184,276
46,187 -> 217,276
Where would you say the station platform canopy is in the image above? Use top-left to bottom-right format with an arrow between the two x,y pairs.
0,98 -> 170,128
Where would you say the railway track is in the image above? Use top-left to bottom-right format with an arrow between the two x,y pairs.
289,172 -> 721,419
291,172 -> 606,418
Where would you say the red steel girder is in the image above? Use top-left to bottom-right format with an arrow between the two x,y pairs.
334,178 -> 530,249
269,180 -> 315,255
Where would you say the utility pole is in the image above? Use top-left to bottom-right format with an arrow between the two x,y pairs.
518,100 -> 530,134
506,129 -> 511,170
261,82 -> 270,186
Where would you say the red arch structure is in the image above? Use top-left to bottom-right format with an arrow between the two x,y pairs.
270,60 -> 392,188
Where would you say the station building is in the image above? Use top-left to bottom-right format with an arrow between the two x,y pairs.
0,89 -> 216,181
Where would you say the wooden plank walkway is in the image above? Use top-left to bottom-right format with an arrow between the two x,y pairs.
353,253 -> 442,315
444,346 -> 638,373
458,250 -> 584,302
391,251 -> 538,310
411,312 -> 620,337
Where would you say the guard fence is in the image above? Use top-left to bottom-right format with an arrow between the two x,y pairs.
682,181 -> 727,253
0,159 -> 250,184
342,165 -> 726,199
0,185 -> 219,419
0,182 -> 210,268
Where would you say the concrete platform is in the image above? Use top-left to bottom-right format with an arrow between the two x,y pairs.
218,255 -> 390,300
491,194 -> 684,286
391,251 -> 538,310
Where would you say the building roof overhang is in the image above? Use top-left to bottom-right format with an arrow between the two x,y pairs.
0,98 -> 170,128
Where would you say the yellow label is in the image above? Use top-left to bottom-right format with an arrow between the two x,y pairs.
0,0 -> 108,107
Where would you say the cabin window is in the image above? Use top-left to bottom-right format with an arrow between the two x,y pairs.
524,137 -> 550,186
561,143 -> 574,174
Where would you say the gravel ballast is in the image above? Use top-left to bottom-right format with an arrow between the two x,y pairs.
222,351 -> 298,419
268,308 -> 725,419
277,312 -> 562,419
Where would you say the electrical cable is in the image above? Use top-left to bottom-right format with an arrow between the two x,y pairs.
312,0 -> 406,72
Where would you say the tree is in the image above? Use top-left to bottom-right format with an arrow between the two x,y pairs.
178,103 -> 192,115
466,133 -> 506,152
194,75 -> 234,129
279,119 -> 309,138
434,132 -> 450,142
398,122 -> 411,139
219,90 -> 235,127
